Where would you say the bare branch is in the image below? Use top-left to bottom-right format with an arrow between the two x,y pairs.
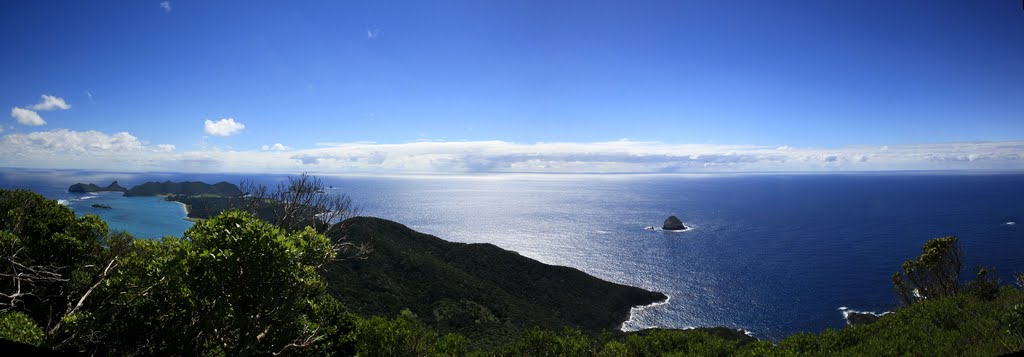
239,173 -> 369,262
49,256 -> 119,335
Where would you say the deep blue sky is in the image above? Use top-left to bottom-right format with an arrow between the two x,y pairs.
1,1 -> 1022,173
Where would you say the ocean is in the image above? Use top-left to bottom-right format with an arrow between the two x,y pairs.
1,168 -> 1021,340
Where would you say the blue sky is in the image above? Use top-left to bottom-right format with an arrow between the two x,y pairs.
1,1 -> 1022,173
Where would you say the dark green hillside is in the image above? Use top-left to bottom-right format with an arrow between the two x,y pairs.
324,217 -> 667,346
123,181 -> 242,197
165,195 -> 256,220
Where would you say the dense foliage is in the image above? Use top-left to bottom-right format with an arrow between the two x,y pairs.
0,189 -> 111,332
60,211 -> 338,355
1,187 -> 1023,355
892,235 -> 964,305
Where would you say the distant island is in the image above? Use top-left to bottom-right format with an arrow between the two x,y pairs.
91,204 -> 112,209
124,181 -> 243,197
68,181 -> 128,193
69,181 -> 242,198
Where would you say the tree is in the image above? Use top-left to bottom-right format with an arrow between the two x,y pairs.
354,310 -> 441,356
965,266 -> 1000,301
892,236 -> 964,305
67,210 -> 340,356
240,173 -> 370,259
0,189 -> 115,340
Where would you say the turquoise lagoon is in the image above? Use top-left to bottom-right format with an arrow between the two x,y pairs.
63,191 -> 193,239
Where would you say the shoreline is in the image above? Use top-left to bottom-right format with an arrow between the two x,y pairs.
620,294 -> 672,331
171,200 -> 190,215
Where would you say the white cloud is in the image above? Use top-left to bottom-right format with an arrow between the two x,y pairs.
203,118 -> 245,136
1,130 -> 1022,173
4,129 -> 145,152
160,1 -> 171,12
0,129 -> 176,154
30,95 -> 71,111
262,143 -> 289,151
10,95 -> 72,126
367,29 -> 380,39
0,129 -> 179,170
11,107 -> 46,126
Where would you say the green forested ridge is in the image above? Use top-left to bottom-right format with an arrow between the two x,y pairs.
324,217 -> 666,348
122,181 -> 243,197
166,194 -> 255,220
2,187 -> 1024,355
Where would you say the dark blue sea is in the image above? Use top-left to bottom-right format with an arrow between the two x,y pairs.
2,168 -> 1022,340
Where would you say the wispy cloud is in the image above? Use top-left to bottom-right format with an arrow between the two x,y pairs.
84,91 -> 94,103
10,107 -> 46,126
203,118 -> 245,136
159,1 -> 172,12
30,95 -> 71,111
367,28 -> 380,40
1,131 -> 1022,174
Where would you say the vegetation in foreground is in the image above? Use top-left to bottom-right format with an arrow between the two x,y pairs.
1,182 -> 1023,355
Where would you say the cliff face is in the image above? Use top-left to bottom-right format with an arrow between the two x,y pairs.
68,181 -> 128,193
124,181 -> 242,197
324,217 -> 668,346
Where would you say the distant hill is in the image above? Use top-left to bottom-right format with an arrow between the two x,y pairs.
325,217 -> 667,347
123,181 -> 242,197
68,181 -> 128,193
166,195 -> 276,221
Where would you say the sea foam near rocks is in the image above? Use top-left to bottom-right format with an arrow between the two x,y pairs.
620,295 -> 672,331
838,306 -> 890,325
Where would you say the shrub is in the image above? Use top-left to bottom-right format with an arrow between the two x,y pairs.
0,311 -> 43,346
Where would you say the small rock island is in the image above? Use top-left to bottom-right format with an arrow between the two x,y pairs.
91,204 -> 112,209
69,181 -> 128,193
663,215 -> 688,231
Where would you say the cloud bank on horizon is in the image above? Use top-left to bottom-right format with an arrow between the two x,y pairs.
0,128 -> 1021,174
